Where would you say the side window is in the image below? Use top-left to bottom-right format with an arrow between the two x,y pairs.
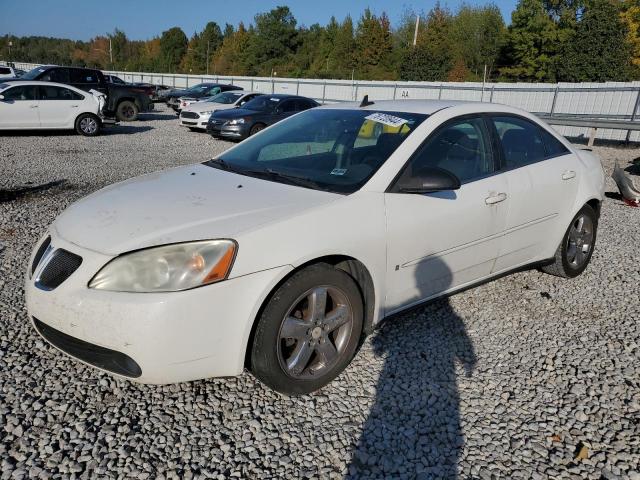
40,86 -> 83,100
295,99 -> 315,111
70,69 -> 97,84
280,100 -> 297,113
402,117 -> 494,184
42,68 -> 70,83
207,86 -> 221,96
0,67 -> 11,75
492,116 -> 546,169
540,128 -> 569,157
2,85 -> 37,100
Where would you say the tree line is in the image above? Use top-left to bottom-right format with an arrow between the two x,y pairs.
1,0 -> 638,82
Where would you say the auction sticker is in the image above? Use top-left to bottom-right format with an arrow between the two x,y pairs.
364,112 -> 408,128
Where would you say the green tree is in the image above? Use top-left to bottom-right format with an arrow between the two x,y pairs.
557,0 -> 632,81
246,6 -> 299,75
400,5 -> 453,81
500,0 -> 561,81
354,9 -> 396,79
159,27 -> 188,72
450,5 -> 506,79
328,15 -> 356,78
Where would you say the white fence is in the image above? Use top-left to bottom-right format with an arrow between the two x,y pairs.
5,61 -> 640,142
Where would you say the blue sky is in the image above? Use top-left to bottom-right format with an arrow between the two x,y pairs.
0,0 -> 517,41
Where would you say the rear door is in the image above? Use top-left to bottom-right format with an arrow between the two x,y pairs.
489,115 -> 581,271
38,85 -> 85,128
0,85 -> 39,128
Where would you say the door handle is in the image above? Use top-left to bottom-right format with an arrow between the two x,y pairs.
70,105 -> 79,108
30,105 -> 38,108
562,170 -> 576,180
485,192 -> 507,205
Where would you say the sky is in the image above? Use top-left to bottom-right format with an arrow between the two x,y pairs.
0,0 -> 517,41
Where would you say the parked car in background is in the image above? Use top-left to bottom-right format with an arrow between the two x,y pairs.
7,66 -> 153,121
162,83 -> 243,112
0,81 -> 113,136
206,94 -> 318,140
26,99 -> 605,393
0,65 -> 21,79
179,91 -> 264,131
105,74 -> 164,102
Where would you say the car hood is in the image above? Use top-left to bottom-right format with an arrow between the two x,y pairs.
183,102 -> 234,113
53,164 -> 340,255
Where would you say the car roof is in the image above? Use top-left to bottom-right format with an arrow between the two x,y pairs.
0,81 -> 87,93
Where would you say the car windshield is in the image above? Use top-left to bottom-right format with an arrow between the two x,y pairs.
207,91 -> 243,104
186,83 -> 209,92
205,108 -> 428,194
21,67 -> 47,80
241,96 -> 282,112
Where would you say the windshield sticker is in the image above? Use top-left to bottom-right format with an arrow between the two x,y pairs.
270,98 -> 279,101
330,168 -> 347,176
365,112 -> 408,128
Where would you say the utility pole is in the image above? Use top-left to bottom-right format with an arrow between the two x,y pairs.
8,41 -> 12,62
412,15 -> 420,47
109,37 -> 113,66
206,41 -> 211,75
481,64 -> 487,101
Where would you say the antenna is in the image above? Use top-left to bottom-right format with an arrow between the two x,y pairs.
360,95 -> 375,107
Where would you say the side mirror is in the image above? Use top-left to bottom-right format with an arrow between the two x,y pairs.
0,95 -> 4,100
396,167 -> 461,194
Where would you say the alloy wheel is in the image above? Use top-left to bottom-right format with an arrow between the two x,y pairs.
566,214 -> 594,268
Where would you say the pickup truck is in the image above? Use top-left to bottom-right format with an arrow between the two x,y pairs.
7,66 -> 153,121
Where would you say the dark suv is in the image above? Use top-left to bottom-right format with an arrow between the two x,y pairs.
10,66 -> 153,121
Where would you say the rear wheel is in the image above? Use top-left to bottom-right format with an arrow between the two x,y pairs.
250,264 -> 363,395
542,205 -> 598,278
249,123 -> 266,136
75,113 -> 101,136
116,100 -> 138,122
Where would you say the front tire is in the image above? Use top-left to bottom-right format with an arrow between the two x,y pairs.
541,205 -> 598,278
75,113 -> 101,136
249,123 -> 265,136
116,100 -> 139,122
250,264 -> 364,395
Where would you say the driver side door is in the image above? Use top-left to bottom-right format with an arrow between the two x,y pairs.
384,115 -> 509,313
0,85 -> 39,128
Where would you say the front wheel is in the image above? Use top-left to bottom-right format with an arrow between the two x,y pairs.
541,205 -> 598,278
116,100 -> 139,122
75,113 -> 101,136
249,123 -> 265,136
250,264 -> 363,395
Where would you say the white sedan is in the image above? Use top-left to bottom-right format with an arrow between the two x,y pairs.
179,91 -> 263,130
0,81 -> 107,136
26,100 -> 605,394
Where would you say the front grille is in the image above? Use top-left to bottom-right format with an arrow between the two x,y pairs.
180,111 -> 199,119
209,119 -> 224,125
31,236 -> 51,274
36,249 -> 82,290
33,318 -> 142,378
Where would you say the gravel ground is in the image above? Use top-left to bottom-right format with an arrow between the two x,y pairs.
1,105 -> 639,479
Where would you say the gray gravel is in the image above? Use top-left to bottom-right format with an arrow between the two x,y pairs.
1,105 -> 639,479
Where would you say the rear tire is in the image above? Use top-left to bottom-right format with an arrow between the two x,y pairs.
249,123 -> 266,136
75,113 -> 101,136
541,205 -> 598,278
116,100 -> 138,122
250,264 -> 363,395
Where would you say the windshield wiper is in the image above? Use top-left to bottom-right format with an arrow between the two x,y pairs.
204,158 -> 234,171
242,168 -> 321,189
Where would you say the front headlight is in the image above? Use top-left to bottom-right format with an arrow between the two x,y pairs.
199,110 -> 215,115
89,240 -> 236,293
227,118 -> 245,125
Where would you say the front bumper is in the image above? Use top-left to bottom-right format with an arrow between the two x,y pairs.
180,112 -> 211,130
206,122 -> 248,139
25,232 -> 291,384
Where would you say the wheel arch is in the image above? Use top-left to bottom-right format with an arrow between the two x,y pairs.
243,254 -> 377,369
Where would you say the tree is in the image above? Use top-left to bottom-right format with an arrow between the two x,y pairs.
354,9 -> 396,79
500,0 -> 561,81
557,0 -> 633,81
400,5 -> 453,81
159,27 -> 188,72
620,0 -> 640,72
246,6 -> 299,75
210,22 -> 252,75
328,15 -> 356,78
450,5 -> 506,79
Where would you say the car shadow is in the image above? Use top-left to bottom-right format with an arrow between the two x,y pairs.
103,125 -> 154,135
138,112 -> 179,121
347,256 -> 476,479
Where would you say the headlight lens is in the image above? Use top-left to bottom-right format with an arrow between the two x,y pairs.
199,110 -> 215,115
227,118 -> 245,125
89,240 -> 236,292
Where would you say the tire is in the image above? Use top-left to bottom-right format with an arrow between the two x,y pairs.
74,113 -> 101,137
250,264 -> 364,395
541,204 -> 598,278
116,100 -> 139,122
249,123 -> 266,136
187,127 -> 198,132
